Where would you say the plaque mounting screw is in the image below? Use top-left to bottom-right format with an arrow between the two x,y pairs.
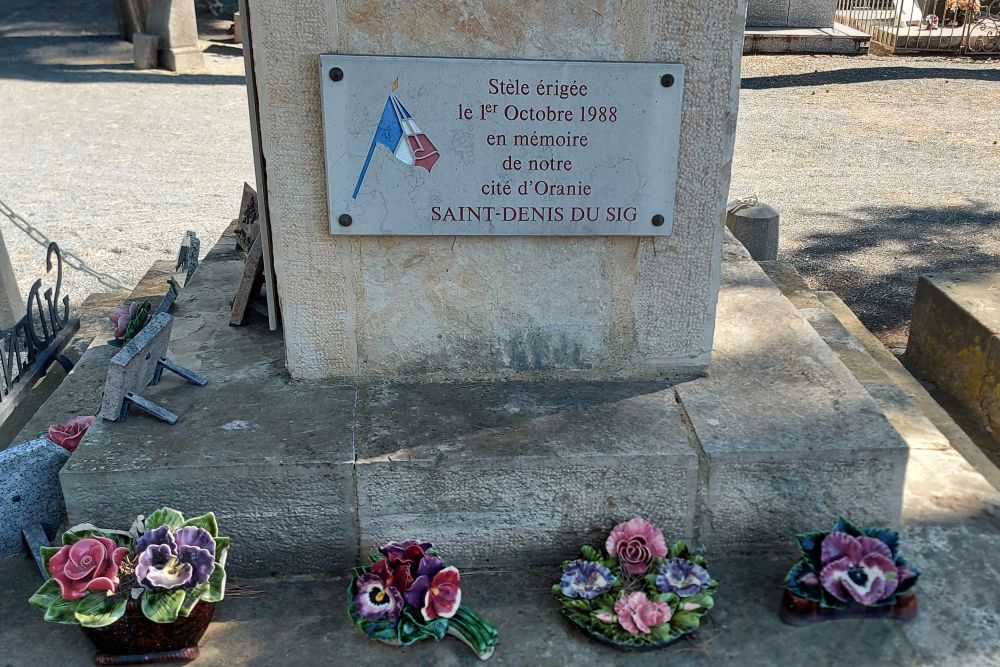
329,67 -> 344,82
660,74 -> 674,88
338,214 -> 353,227
651,214 -> 665,227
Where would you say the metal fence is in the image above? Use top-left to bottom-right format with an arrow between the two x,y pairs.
0,243 -> 79,425
837,0 -> 1000,53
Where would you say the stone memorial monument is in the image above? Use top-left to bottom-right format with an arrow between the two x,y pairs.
63,0 -> 907,578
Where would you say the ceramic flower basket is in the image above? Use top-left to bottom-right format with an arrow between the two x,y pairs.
347,540 -> 499,660
781,517 -> 919,626
553,518 -> 718,651
83,599 -> 215,665
29,508 -> 230,665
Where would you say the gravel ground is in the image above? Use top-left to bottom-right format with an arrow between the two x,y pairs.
733,54 -> 1000,351
0,0 -> 251,304
1,2 -> 998,351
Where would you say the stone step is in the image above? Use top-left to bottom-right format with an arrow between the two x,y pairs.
743,23 -> 870,55
61,231 -> 909,575
759,260 -> 1000,490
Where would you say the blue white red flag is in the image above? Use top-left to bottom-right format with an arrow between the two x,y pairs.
353,84 -> 440,199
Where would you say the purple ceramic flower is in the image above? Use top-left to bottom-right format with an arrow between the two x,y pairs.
380,540 -> 434,561
403,554 -> 445,608
819,532 -> 899,605
355,573 -> 403,621
136,525 -> 216,590
137,544 -> 193,590
655,559 -> 712,597
560,560 -> 616,600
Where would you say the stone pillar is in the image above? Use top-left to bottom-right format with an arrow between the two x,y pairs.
726,200 -> 780,261
246,0 -> 748,381
0,226 -> 22,330
232,11 -> 243,44
145,0 -> 204,72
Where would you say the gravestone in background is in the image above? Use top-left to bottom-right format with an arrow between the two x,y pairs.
244,0 -> 746,382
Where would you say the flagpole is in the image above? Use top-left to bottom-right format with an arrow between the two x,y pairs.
352,130 -> 380,200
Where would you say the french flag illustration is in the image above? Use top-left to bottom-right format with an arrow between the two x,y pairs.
353,80 -> 440,199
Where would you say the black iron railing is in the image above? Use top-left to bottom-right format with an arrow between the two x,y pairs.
0,243 -> 80,424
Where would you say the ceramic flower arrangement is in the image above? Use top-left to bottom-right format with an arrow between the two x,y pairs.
108,300 -> 151,347
348,540 -> 499,660
781,517 -> 919,625
29,507 -> 229,664
553,518 -> 717,650
45,415 -> 95,452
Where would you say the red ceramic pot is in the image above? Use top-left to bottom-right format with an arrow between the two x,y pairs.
81,599 -> 215,665
779,589 -> 917,626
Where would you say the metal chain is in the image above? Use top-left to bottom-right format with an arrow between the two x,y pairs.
0,198 -> 126,290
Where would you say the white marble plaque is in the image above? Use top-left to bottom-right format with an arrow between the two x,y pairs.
320,55 -> 685,236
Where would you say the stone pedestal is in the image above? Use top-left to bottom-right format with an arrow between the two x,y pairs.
244,0 -> 747,382
145,0 -> 204,72
0,225 -> 22,330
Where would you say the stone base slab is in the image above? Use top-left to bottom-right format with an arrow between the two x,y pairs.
60,229 -> 909,575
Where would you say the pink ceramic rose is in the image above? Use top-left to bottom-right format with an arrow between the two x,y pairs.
109,302 -> 138,340
606,517 -> 668,574
48,537 -> 129,600
47,416 -> 95,452
614,591 -> 672,635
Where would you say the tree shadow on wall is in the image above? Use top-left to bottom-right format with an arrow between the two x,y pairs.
792,201 -> 1000,346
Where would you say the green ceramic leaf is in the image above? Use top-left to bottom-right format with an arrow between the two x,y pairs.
29,578 -> 62,611
44,596 -> 80,624
202,563 -> 227,603
39,546 -> 61,573
794,530 -> 827,566
668,540 -> 689,559
580,545 -> 601,561
60,525 -> 128,547
145,508 -> 186,531
183,512 -> 220,537
783,561 -> 820,601
652,622 -> 679,642
214,535 -> 231,557
179,583 -> 209,617
644,574 -> 659,589
833,517 -> 862,537
75,593 -> 127,628
863,527 -> 900,558
140,590 -> 185,624
396,606 -> 448,645
689,554 -> 708,568
681,591 -> 714,611
655,592 -> 680,607
670,610 -> 701,633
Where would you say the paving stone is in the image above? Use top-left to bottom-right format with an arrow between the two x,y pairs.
0,438 -> 69,557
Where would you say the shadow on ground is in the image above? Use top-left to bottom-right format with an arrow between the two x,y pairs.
793,201 -> 1000,347
0,0 -> 243,85
743,65 -> 1000,89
